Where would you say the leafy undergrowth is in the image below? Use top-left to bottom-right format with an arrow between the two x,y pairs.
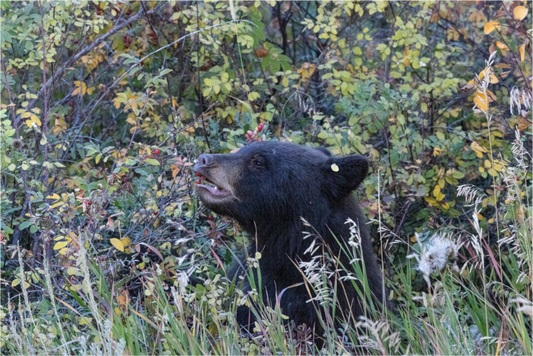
2,109 -> 532,354
1,160 -> 532,355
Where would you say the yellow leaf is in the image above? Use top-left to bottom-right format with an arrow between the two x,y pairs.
474,92 -> 489,111
484,21 -> 500,35
31,115 -> 42,126
79,316 -> 92,325
120,236 -> 131,247
519,43 -> 525,62
493,159 -> 503,171
513,6 -> 528,20
331,163 -> 339,172
21,112 -> 31,119
110,238 -> 124,252
66,267 -> 80,275
47,193 -> 60,200
73,81 -> 87,96
471,142 -> 487,157
433,185 -> 441,198
488,218 -> 494,223
54,241 -> 69,250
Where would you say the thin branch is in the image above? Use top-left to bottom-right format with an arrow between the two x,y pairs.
26,8 -> 157,113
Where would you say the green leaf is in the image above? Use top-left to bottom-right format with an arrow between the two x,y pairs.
144,159 -> 160,166
19,220 -> 32,230
452,171 -> 465,179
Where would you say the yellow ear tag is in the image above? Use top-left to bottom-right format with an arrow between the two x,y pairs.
331,163 -> 339,172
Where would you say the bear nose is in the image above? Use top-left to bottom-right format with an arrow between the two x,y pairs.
197,153 -> 214,167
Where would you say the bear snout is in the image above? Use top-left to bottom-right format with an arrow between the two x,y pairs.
196,153 -> 216,167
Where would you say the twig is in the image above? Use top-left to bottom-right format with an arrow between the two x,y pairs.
25,8 -> 157,113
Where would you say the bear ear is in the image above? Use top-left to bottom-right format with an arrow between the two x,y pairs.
323,155 -> 369,198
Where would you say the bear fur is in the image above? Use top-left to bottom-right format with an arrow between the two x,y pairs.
194,141 -> 386,334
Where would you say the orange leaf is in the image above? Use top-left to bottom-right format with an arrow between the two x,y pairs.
517,116 -> 532,131
486,89 -> 497,102
494,63 -> 511,69
513,6 -> 528,20
484,21 -> 500,35
478,68 -> 498,84
499,71 -> 511,79
253,47 -> 269,58
519,43 -> 525,62
496,41 -> 509,50
474,92 -> 489,111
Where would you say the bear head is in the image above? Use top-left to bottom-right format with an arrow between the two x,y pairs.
194,141 -> 369,233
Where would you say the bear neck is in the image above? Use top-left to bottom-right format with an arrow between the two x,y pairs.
242,196 -> 362,265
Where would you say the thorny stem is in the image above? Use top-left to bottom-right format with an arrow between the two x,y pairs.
39,1 -> 49,191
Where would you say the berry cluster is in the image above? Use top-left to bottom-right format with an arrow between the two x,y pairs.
195,171 -> 206,184
245,123 -> 265,144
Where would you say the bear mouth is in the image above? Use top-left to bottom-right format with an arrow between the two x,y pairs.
196,176 -> 234,200
197,181 -> 231,198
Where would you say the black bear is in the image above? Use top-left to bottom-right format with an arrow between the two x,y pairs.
194,141 -> 386,335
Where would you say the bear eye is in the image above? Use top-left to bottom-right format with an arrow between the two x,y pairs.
251,155 -> 265,169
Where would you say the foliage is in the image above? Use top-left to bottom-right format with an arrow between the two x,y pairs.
0,0 -> 531,355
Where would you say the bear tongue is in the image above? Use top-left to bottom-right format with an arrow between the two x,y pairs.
197,183 -> 230,198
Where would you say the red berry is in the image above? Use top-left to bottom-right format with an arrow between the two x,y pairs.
195,172 -> 201,176
201,176 -> 205,180
80,165 -> 83,169
196,180 -> 201,184
516,177 -> 520,181
73,40 -> 78,44
88,201 -> 92,206
208,215 -> 213,220
154,149 -> 159,155
257,124 -> 263,132
154,212 -> 158,216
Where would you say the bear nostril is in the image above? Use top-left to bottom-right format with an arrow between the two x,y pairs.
198,154 -> 214,167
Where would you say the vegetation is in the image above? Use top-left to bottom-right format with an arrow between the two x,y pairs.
1,1 -> 531,354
